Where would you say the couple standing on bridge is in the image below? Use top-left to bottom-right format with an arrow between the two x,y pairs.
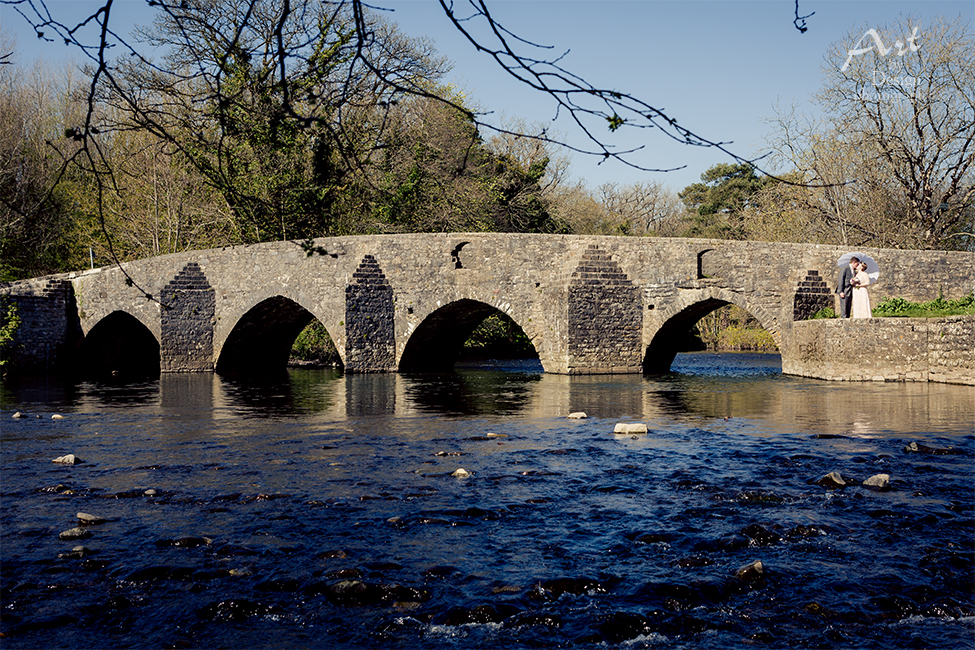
836,254 -> 875,319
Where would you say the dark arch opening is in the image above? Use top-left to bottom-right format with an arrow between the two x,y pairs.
399,299 -> 538,372
644,300 -> 776,373
216,297 -> 339,374
79,311 -> 160,379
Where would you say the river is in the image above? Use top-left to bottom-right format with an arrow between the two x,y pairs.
1,353 -> 973,649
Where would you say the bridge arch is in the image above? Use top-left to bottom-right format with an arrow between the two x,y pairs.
644,287 -> 781,373
399,298 -> 544,372
215,295 -> 342,374
79,310 -> 160,378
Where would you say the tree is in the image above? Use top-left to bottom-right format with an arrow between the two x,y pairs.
598,180 -> 683,236
101,0 -> 449,244
766,16 -> 975,250
678,163 -> 771,239
0,44 -> 87,279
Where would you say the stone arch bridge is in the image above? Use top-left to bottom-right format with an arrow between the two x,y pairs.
3,234 -> 973,377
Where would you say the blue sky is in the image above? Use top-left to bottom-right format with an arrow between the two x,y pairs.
5,0 -> 973,191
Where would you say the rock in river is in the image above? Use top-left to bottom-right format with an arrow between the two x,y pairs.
76,512 -> 107,525
52,454 -> 82,465
863,473 -> 890,491
816,471 -> 846,489
613,423 -> 648,434
568,412 -> 588,419
59,527 -> 92,541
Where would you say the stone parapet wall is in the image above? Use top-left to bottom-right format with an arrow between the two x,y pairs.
3,234 -> 973,378
783,316 -> 974,385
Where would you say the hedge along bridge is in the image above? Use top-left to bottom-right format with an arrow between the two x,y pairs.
3,234 -> 973,382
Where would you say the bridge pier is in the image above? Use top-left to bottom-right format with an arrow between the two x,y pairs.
564,244 -> 643,374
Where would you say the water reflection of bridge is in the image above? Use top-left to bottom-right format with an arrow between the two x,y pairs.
19,367 -> 969,437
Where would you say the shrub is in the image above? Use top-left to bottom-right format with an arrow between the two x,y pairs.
290,320 -> 340,365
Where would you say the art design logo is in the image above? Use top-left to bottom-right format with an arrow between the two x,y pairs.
840,26 -> 920,71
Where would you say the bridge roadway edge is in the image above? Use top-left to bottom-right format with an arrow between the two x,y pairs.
2,234 -> 973,384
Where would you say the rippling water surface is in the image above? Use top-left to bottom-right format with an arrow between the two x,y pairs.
2,353 -> 973,649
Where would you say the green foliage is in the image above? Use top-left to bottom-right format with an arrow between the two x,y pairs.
680,163 -> 771,215
0,296 -> 21,367
873,293 -> 975,318
810,306 -> 837,319
289,320 -> 340,365
678,163 -> 772,239
715,326 -> 778,352
692,304 -> 778,352
462,313 -> 537,358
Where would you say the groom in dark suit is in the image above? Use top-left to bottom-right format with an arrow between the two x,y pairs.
836,256 -> 859,318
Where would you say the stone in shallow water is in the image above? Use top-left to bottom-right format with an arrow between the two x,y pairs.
903,441 -> 962,455
735,559 -> 765,582
863,473 -> 891,491
52,454 -> 82,465
58,527 -> 92,541
613,422 -> 648,434
11,412 -> 25,419
567,412 -> 587,419
451,468 -> 471,477
816,471 -> 846,489
76,512 -> 106,525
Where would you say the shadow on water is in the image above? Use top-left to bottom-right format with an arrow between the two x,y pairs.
403,359 -> 544,417
217,367 -> 343,417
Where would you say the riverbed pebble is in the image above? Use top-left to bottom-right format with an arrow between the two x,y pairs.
57,545 -> 95,559
58,527 -> 92,541
816,471 -> 846,489
11,411 -> 25,418
863,473 -> 890,491
735,559 -> 765,582
567,412 -> 587,419
76,512 -> 107,525
51,414 -> 64,420
52,454 -> 82,465
613,423 -> 648,434
451,468 -> 471,477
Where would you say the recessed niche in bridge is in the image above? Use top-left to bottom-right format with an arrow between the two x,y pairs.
450,242 -> 470,269
793,270 -> 833,320
216,296 -> 317,374
80,311 -> 160,378
697,249 -> 715,279
399,300 -> 537,372
160,262 -> 215,372
345,255 -> 396,372
567,245 -> 642,374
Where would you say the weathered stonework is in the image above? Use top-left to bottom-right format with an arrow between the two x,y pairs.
2,234 -> 973,383
345,255 -> 396,373
566,245 -> 642,374
793,270 -> 832,321
0,279 -> 81,372
160,263 -> 215,371
783,316 -> 975,385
